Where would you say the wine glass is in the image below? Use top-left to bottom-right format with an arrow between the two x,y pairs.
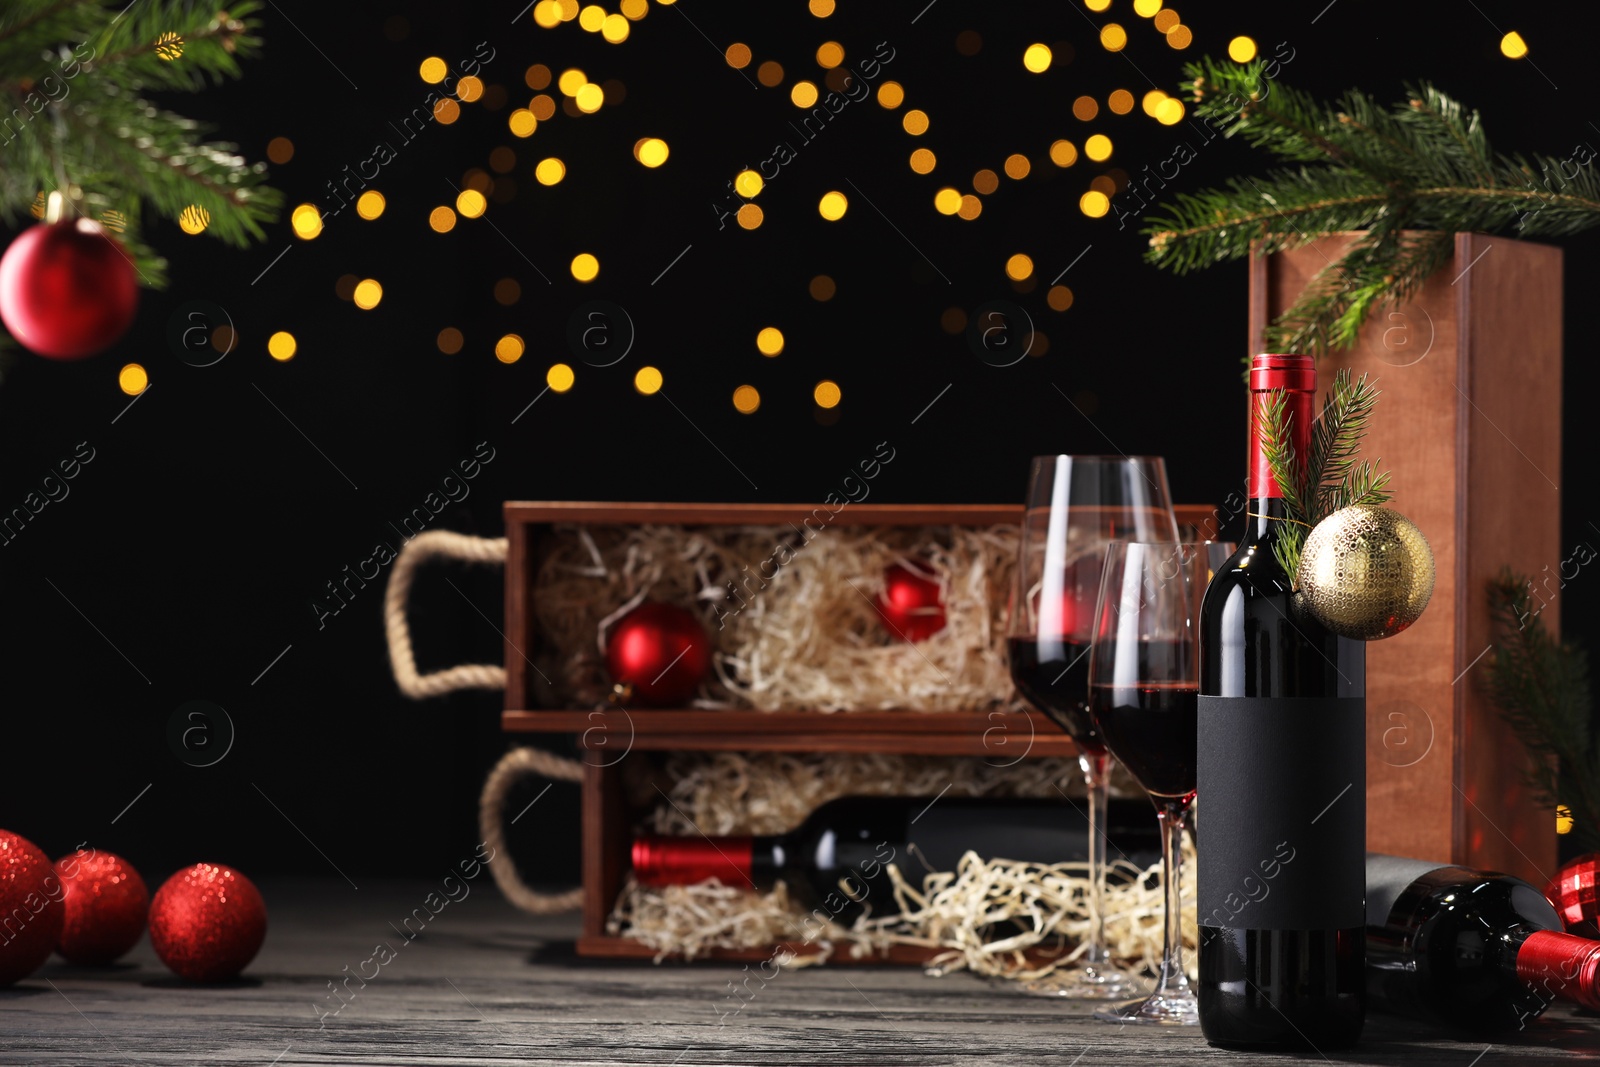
1087,541 -> 1211,1025
1008,456 -> 1179,999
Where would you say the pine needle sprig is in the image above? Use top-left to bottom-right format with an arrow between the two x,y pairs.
1485,571 -> 1600,853
1258,369 -> 1392,576
1145,57 -> 1600,356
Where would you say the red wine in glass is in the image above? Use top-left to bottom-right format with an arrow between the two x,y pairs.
1007,637 -> 1104,755
1090,678 -> 1197,798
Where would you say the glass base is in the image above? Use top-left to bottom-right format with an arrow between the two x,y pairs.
1016,963 -> 1147,1000
1092,989 -> 1200,1025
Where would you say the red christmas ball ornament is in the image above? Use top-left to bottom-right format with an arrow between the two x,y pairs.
0,830 -> 64,985
53,850 -> 149,965
0,218 -> 140,360
606,601 -> 711,706
878,561 -> 947,642
1546,853 -> 1600,939
149,863 -> 267,982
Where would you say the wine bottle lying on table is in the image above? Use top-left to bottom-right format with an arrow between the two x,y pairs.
632,794 -> 1160,919
1367,854 -> 1600,1033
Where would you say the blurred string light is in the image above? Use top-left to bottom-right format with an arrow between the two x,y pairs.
178,205 -> 209,234
537,157 -> 567,185
1022,43 -> 1052,72
973,169 -> 999,194
1228,36 -> 1257,62
497,334 -> 525,363
1047,285 -> 1074,311
902,109 -> 929,135
813,380 -> 841,408
438,327 -> 464,354
1080,190 -> 1110,218
1004,153 -> 1031,179
508,109 -> 537,136
266,136 -> 293,163
571,252 -> 600,281
1108,89 -> 1134,114
810,275 -> 836,300
934,187 -> 961,214
1501,31 -> 1528,59
456,189 -> 487,217
725,42 -> 752,68
353,279 -> 383,309
357,190 -> 386,220
456,76 -> 484,102
757,327 -> 784,356
429,206 -> 457,232
635,137 -> 669,167
1100,24 -> 1127,51
732,385 -> 761,414
1050,139 -> 1078,167
877,81 -> 904,107
1005,253 -> 1034,281
575,83 -> 604,112
816,41 -> 845,68
634,366 -> 663,394
735,169 -> 764,197
1085,134 -> 1113,161
290,203 -> 322,239
792,80 -> 819,107
818,191 -> 848,220
1133,0 -> 1162,15
558,68 -> 586,95
118,363 -> 148,395
737,203 -> 763,229
910,148 -> 937,174
810,0 -> 835,15
548,363 -> 576,390
268,331 -> 297,361
419,56 -> 447,83
757,61 -> 784,86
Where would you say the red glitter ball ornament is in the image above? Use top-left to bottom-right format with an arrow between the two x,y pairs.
0,830 -> 64,985
877,561 -> 947,642
1545,853 -> 1600,939
149,863 -> 267,982
605,602 -> 711,706
0,219 -> 140,360
54,850 -> 149,965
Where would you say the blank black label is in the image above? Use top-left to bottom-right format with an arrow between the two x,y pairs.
1197,696 -> 1365,930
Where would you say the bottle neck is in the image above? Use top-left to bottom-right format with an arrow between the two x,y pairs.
1513,930 -> 1600,1011
1246,372 -> 1314,544
631,835 -> 765,889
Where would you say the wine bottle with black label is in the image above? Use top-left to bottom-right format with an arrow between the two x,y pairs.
632,794 -> 1160,918
1367,854 -> 1600,1033
1197,353 -> 1367,1049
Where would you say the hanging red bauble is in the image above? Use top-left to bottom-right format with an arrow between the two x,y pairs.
878,561 -> 947,642
606,601 -> 711,706
149,863 -> 267,982
1545,853 -> 1600,939
0,218 -> 140,360
54,850 -> 149,965
0,830 -> 64,985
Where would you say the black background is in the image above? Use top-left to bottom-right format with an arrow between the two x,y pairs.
1,0 -> 1592,890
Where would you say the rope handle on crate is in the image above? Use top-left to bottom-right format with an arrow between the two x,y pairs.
384,530 -> 585,915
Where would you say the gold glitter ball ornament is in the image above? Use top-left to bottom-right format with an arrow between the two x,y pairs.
1296,505 -> 1435,640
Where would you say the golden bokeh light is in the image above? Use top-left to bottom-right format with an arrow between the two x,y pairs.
737,203 -> 764,229
637,137 -> 670,167
290,203 -> 322,240
419,56 -> 447,83
1501,31 -> 1528,59
634,366 -> 663,394
1228,36 -> 1258,63
1085,0 -> 1110,9
877,81 -> 904,108
1167,24 -> 1192,49
1080,190 -> 1110,218
438,327 -> 464,354
973,169 -> 999,194
756,326 -> 785,356
527,65 -> 553,89
813,380 -> 841,408
792,80 -> 819,107
548,363 -> 577,390
268,331 -> 297,361
1100,24 -> 1127,51
533,0 -> 562,27
809,0 -> 835,15
530,94 -> 557,120
353,279 -> 383,309
178,204 -> 210,235
1022,43 -> 1052,73
934,187 -> 962,214
1558,804 -> 1574,834
266,136 -> 294,163
1073,95 -> 1099,121
1108,89 -> 1134,114
1049,139 -> 1079,167
1085,133 -> 1113,161
1153,8 -> 1180,32
957,194 -> 982,220
557,0 -> 580,17
810,274 -> 836,300
456,189 -> 487,217
732,385 -> 761,414
1005,253 -> 1034,281
457,76 -> 484,102
434,98 -> 461,124
902,109 -> 929,135
757,61 -> 784,86
570,252 -> 600,281
575,83 -> 604,112
1090,174 -> 1117,196
1142,89 -> 1168,116
622,0 -> 648,17
725,42 -> 752,68
429,206 -> 457,232
1133,0 -> 1162,14
118,363 -> 148,394
578,5 -> 605,31
602,13 -> 630,41
910,148 -> 937,174
1155,97 -> 1185,125
1047,285 -> 1075,311
558,68 -> 587,96
1005,153 -> 1031,179
735,169 -> 764,197
357,190 -> 386,220
816,41 -> 845,68
818,191 -> 848,220
496,334 -> 525,363
536,157 -> 567,185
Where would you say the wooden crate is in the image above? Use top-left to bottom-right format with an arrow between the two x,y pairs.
500,501 -> 1216,961
1250,233 -> 1562,884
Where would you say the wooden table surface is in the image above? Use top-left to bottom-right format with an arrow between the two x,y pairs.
4,878 -> 1598,1065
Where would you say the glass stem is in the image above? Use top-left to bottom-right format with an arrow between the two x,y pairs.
1154,799 -> 1193,994
1081,751 -> 1111,967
